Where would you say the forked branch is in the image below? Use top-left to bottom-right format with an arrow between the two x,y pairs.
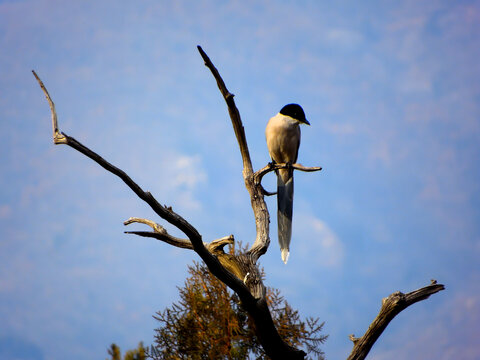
124,217 -> 206,249
124,216 -> 235,252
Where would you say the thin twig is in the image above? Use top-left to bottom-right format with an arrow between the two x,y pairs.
32,70 -> 66,144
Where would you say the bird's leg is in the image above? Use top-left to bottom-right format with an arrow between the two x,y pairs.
285,161 -> 294,173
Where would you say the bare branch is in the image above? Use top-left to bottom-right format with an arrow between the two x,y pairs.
197,46 -> 271,261
124,217 -> 235,251
124,217 -> 168,233
254,162 -> 322,186
124,217 -> 195,249
207,235 -> 235,252
32,70 -> 66,144
197,46 -> 253,175
347,281 -> 445,360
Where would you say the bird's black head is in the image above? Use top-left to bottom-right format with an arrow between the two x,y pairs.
280,103 -> 310,125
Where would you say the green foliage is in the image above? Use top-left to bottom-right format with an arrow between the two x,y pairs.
107,342 -> 146,360
148,254 -> 327,359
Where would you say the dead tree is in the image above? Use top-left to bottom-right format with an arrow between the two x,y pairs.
33,46 -> 444,359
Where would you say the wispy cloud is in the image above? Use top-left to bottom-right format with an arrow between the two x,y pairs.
295,214 -> 344,269
169,154 -> 207,210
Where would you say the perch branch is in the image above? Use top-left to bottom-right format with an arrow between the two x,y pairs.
254,162 -> 322,186
347,280 -> 445,360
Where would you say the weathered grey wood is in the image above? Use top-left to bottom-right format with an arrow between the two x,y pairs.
124,217 -> 197,249
32,70 -> 66,144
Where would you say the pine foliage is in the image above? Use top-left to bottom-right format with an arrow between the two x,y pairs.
148,251 -> 327,359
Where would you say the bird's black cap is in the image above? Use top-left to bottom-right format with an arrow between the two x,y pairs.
280,103 -> 310,125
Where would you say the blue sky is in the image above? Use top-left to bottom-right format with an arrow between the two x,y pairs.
1,0 -> 479,359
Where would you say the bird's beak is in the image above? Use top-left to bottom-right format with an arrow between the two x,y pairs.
303,119 -> 310,126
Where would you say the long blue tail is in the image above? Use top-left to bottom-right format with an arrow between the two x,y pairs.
277,169 -> 294,264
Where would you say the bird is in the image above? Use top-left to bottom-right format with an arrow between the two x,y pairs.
265,103 -> 310,264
